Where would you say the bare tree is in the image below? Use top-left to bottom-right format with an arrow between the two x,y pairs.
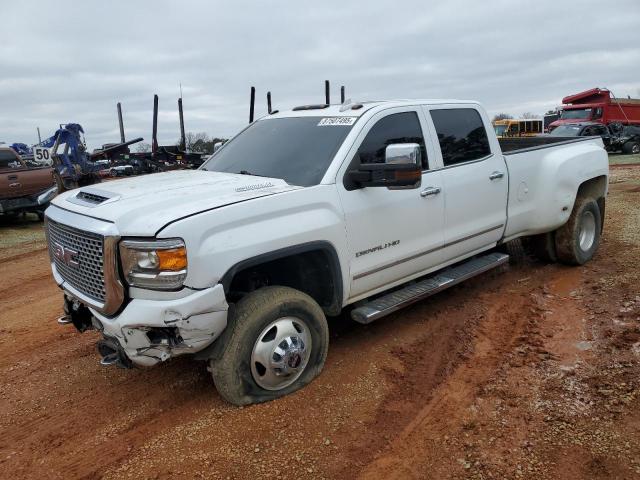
521,112 -> 538,119
183,132 -> 210,152
135,142 -> 151,153
492,113 -> 513,122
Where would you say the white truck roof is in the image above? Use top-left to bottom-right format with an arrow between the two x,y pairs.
268,99 -> 479,119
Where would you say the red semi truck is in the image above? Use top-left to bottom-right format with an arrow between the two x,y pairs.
548,88 -> 640,132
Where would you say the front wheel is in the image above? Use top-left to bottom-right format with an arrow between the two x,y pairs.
209,286 -> 329,406
622,141 -> 640,155
555,197 -> 602,265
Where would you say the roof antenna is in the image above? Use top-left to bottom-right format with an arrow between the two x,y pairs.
249,86 -> 256,123
267,91 -> 272,114
340,86 -> 345,104
325,80 -> 330,105
152,94 -> 159,154
117,102 -> 126,143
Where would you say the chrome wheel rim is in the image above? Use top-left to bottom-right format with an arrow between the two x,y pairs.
579,210 -> 596,251
250,316 -> 312,391
633,143 -> 640,154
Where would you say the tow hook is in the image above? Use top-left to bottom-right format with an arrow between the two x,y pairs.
57,315 -> 73,325
97,338 -> 133,369
59,296 -> 94,332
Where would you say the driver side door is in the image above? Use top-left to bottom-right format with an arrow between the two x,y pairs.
337,108 -> 446,300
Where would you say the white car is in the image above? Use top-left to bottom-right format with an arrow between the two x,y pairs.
45,98 -> 608,405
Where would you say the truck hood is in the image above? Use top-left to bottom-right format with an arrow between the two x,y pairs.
51,170 -> 301,235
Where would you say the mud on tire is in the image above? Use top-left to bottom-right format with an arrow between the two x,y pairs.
209,286 -> 329,406
555,197 -> 602,265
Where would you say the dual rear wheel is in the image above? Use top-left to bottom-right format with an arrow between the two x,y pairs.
526,196 -> 602,265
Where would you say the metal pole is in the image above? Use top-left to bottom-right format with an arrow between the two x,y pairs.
37,127 -> 42,144
340,86 -> 345,104
325,80 -> 330,105
117,103 -> 126,143
249,87 -> 256,123
178,98 -> 186,151
152,95 -> 159,154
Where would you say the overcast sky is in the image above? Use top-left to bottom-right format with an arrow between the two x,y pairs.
2,0 -> 639,149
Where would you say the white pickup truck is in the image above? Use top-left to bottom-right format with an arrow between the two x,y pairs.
45,99 -> 608,405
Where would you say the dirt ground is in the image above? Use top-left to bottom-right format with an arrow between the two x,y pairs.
1,166 -> 639,480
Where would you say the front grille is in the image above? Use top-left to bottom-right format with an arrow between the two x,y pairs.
47,219 -> 106,302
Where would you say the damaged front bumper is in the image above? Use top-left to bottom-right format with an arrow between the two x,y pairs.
87,285 -> 228,367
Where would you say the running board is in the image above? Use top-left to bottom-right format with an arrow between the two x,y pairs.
351,252 -> 509,324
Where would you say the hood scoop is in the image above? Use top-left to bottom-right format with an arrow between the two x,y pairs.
67,188 -> 120,208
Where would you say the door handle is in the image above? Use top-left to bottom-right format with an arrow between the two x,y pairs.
420,186 -> 441,197
8,175 -> 18,181
489,171 -> 504,180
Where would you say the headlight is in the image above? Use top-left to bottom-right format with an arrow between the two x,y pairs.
119,239 -> 187,290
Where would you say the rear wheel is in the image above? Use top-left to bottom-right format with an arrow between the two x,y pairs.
555,197 -> 602,265
622,141 -> 640,155
209,286 -> 329,406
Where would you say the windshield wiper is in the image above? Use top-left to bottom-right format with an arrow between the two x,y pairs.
238,170 -> 270,178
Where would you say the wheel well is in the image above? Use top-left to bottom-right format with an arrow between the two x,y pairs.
577,175 -> 607,201
577,175 -> 607,232
221,244 -> 342,316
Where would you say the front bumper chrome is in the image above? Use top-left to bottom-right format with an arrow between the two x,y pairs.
90,284 -> 228,367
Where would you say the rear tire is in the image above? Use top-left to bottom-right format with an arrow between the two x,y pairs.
209,286 -> 329,406
555,197 -> 602,265
524,232 -> 558,263
622,141 -> 640,155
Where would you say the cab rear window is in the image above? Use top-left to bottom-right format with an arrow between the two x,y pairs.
430,109 -> 491,167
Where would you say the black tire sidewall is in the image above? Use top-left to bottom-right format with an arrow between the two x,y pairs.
571,199 -> 602,264
622,141 -> 640,155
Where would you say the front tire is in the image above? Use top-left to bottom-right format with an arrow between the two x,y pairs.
622,141 -> 640,155
555,197 -> 602,265
209,286 -> 329,406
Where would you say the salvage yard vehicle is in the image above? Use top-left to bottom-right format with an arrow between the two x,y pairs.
45,98 -> 608,405
493,118 -> 543,137
549,122 -> 640,154
0,147 -> 56,219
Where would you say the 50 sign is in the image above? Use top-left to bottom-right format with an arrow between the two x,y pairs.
33,147 -> 53,165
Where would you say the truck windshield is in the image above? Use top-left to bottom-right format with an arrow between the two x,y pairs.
560,108 -> 592,120
549,125 -> 582,136
201,117 -> 355,186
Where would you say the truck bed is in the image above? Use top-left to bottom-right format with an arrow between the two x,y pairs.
501,135 -> 608,241
498,136 -> 596,154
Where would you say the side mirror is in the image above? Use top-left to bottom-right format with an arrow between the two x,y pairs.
347,143 -> 422,189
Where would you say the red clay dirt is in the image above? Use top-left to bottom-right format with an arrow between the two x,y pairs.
0,167 -> 639,479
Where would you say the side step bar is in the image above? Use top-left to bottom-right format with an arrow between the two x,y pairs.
351,252 -> 509,324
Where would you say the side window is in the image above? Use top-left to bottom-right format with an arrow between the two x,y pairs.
356,112 -> 428,169
430,108 -> 491,167
0,150 -> 22,170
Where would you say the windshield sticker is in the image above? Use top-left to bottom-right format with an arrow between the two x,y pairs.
318,117 -> 357,126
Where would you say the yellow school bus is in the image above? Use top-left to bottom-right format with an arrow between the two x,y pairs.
493,119 -> 543,137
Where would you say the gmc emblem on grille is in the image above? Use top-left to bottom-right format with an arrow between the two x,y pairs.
53,242 -> 80,268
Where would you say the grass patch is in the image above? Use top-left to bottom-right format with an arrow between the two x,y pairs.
609,153 -> 640,166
